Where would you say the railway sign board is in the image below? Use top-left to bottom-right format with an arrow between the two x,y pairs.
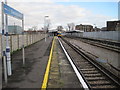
3,3 -> 23,20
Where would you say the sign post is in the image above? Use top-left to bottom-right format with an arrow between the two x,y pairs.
22,19 -> 25,66
5,0 -> 12,76
1,2 -> 24,83
1,2 -> 8,84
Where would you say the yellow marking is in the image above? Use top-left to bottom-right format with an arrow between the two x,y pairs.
41,37 -> 55,89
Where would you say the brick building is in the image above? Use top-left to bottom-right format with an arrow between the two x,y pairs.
107,21 -> 120,31
57,26 -> 63,31
8,25 -> 22,34
75,24 -> 93,32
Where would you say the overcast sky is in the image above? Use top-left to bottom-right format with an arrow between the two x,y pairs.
0,0 -> 119,30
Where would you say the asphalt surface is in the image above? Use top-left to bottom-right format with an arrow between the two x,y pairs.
0,58 -> 2,90
2,36 -> 53,89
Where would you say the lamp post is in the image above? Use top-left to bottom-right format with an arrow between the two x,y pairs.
44,16 -> 49,42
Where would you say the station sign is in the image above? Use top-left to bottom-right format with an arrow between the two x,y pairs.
3,3 -> 23,20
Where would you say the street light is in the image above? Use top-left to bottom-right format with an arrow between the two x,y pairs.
44,16 -> 50,42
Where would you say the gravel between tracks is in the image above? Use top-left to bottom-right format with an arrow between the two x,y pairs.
60,38 -> 118,89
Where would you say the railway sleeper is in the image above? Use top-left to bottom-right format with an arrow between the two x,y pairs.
78,65 -> 95,68
75,62 -> 91,65
92,85 -> 117,89
82,71 -> 99,74
86,77 -> 106,81
84,73 -> 102,77
76,64 -> 93,68
80,68 -> 96,71
75,61 -> 90,64
89,80 -> 112,85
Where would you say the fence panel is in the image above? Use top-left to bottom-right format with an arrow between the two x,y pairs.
0,33 -> 45,58
0,35 -> 2,58
83,31 -> 120,41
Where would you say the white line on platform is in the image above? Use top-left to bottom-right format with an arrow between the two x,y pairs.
58,38 -> 89,90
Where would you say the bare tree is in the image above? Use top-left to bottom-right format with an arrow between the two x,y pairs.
57,26 -> 63,31
67,23 -> 75,31
67,23 -> 71,31
32,26 -> 37,31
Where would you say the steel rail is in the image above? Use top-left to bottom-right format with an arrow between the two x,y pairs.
58,38 -> 90,90
62,37 -> 120,88
65,36 -> 120,53
75,36 -> 120,48
79,38 -> 120,53
65,36 -> 120,71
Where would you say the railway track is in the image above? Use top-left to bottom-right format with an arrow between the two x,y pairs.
65,37 -> 120,53
58,37 -> 120,89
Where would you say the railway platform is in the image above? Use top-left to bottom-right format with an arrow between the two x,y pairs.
2,37 -> 53,89
2,36 -> 82,89
2,36 -> 120,89
47,37 -> 82,88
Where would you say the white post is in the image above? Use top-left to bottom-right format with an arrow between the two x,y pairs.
1,2 -> 8,84
44,16 -> 49,42
44,16 -> 46,42
5,0 -> 12,76
22,19 -> 25,66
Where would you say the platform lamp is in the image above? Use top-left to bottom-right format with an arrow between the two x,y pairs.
44,16 -> 50,42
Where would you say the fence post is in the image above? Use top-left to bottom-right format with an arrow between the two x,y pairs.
26,34 -> 28,46
0,35 -> 2,58
1,2 -> 8,84
10,35 -> 12,53
17,35 -> 19,49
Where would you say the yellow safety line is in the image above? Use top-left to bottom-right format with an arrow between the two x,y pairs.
41,37 -> 55,89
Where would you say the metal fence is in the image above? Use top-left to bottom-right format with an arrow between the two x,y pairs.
83,31 -> 120,41
65,31 -> 120,41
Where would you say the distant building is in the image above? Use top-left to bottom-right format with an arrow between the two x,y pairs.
107,21 -> 120,31
8,25 -> 22,34
75,24 -> 93,32
93,27 -> 101,31
101,27 -> 107,31
24,30 -> 43,34
57,26 -> 63,31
